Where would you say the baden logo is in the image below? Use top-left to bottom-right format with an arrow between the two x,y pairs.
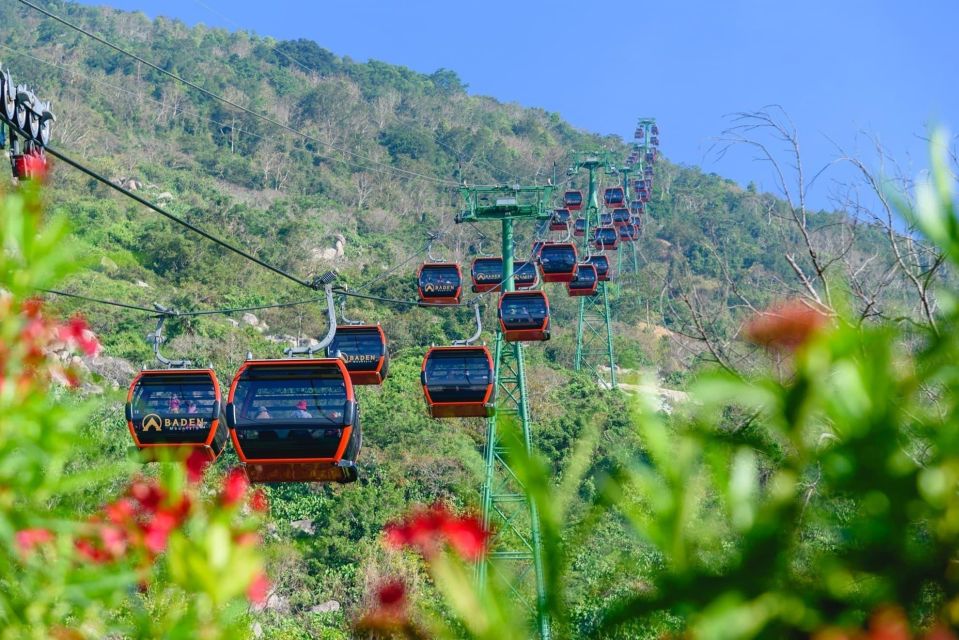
142,413 -> 162,432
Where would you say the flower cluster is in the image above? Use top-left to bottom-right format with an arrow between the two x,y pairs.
0,296 -> 101,391
383,503 -> 489,561
15,457 -> 270,605
745,299 -> 827,353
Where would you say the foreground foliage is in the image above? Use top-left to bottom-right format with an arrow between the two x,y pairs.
0,182 -> 267,638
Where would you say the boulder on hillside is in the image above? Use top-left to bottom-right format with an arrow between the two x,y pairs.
84,355 -> 137,389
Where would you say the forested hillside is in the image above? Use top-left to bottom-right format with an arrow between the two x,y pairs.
1,2 -> 949,638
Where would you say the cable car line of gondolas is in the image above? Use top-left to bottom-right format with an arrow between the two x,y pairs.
4,58 -> 653,487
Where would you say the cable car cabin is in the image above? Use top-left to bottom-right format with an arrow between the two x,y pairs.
573,218 -> 587,237
471,257 -> 504,293
226,359 -> 360,483
421,346 -> 494,418
634,127 -> 645,139
550,208 -> 571,231
651,136 -> 660,146
634,179 -> 646,191
567,264 -> 599,297
513,260 -> 541,290
563,190 -> 584,211
630,215 -> 642,227
126,369 -> 228,462
603,187 -> 625,208
417,263 -> 463,305
594,226 -> 619,251
645,152 -> 655,164
630,224 -> 641,241
588,255 -> 611,282
644,167 -> 654,178
600,212 -> 613,226
630,201 -> 644,215
499,291 -> 550,342
619,224 -> 638,242
612,208 -> 631,226
638,188 -> 650,203
538,242 -> 579,283
327,325 -> 389,385
651,124 -> 659,136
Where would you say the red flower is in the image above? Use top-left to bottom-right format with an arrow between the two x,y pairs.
57,315 -> 101,357
222,467 -> 249,506
99,525 -> 128,559
104,498 -> 135,525
142,510 -> 178,555
867,606 -> 910,640
129,480 -> 165,514
745,299 -> 826,353
247,571 -> 270,606
74,538 -> 110,564
384,503 -> 490,560
184,449 -> 210,484
376,579 -> 407,608
15,528 -> 53,555
250,488 -> 269,513
441,514 -> 488,560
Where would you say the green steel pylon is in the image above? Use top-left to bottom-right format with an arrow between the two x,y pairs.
458,185 -> 553,640
568,151 -> 618,388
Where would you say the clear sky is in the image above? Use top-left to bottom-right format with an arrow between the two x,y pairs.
74,0 -> 956,208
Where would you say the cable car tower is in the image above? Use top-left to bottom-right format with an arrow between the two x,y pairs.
567,151 -> 618,388
456,185 -> 554,640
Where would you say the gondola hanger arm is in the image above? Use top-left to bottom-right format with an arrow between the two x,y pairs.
148,304 -> 192,369
452,301 -> 483,346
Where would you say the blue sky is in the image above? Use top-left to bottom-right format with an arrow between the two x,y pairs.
77,0 -> 956,208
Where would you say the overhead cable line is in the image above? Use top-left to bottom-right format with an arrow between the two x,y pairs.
15,0 -> 460,187
42,144 -> 317,290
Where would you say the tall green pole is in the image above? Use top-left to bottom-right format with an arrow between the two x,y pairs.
463,186 -> 552,640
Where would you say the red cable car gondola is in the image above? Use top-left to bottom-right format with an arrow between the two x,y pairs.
603,187 -> 625,208
498,291 -> 550,342
417,262 -> 463,305
421,346 -> 494,418
619,224 -> 637,242
550,208 -> 571,231
588,255 -> 611,282
226,358 -> 360,483
594,226 -> 619,251
600,212 -> 613,226
563,190 -> 584,211
126,369 -> 228,462
567,264 -> 599,297
513,260 -> 541,290
612,208 -> 630,226
327,325 -> 389,385
538,242 -> 579,283
630,201 -> 644,215
651,124 -> 659,136
471,257 -> 504,293
573,218 -> 586,237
